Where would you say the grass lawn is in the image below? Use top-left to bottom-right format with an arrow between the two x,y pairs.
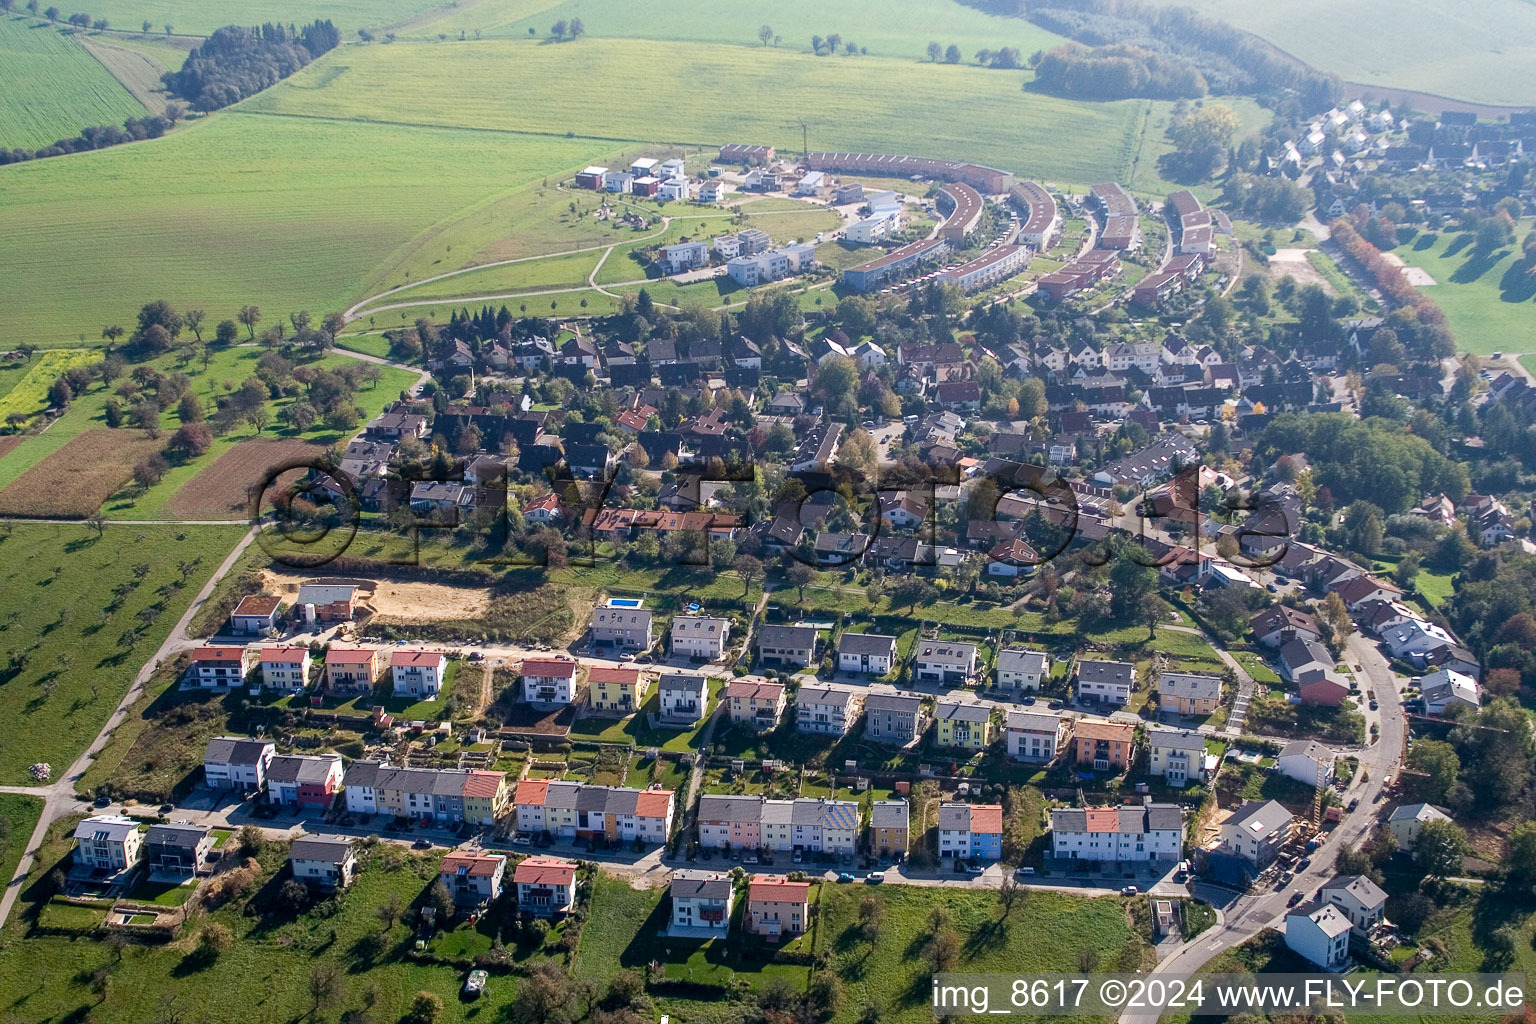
1414,567 -> 1457,608
244,38 -> 1157,188
1167,0 -> 1536,106
567,678 -> 725,752
813,884 -> 1148,1024
1394,224 -> 1536,356
0,110 -> 617,346
0,16 -> 147,152
127,877 -> 197,907
0,839 -> 495,1023
0,523 -> 245,786
0,795 -> 44,895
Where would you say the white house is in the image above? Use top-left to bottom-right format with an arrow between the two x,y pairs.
996,648 -> 1049,691
1077,659 -> 1134,705
913,641 -> 978,684
186,645 -> 256,689
658,241 -> 710,274
521,658 -> 578,705
795,684 -> 863,735
672,616 -> 731,659
837,632 -> 897,675
1277,740 -> 1336,787
203,735 -> 275,791
72,816 -> 144,873
514,856 -> 577,917
1420,669 -> 1480,715
1147,727 -> 1207,787
259,646 -> 311,691
1386,803 -> 1452,847
659,673 -> 709,725
1285,902 -> 1352,970
1384,618 -> 1459,662
390,649 -> 447,698
289,836 -> 357,890
670,870 -> 733,934
1006,710 -> 1069,763
1319,874 -> 1389,936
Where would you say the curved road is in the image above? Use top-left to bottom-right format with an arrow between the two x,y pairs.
1119,630 -> 1406,1024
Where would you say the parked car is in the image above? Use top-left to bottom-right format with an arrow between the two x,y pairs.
837,872 -> 855,883
1287,890 -> 1306,906
511,835 -> 531,846
463,970 -> 488,998
158,803 -> 174,814
413,838 -> 432,850
1120,885 -> 1139,896
866,872 -> 885,884
1347,798 -> 1360,812
1297,857 -> 1312,871
1369,700 -> 1379,710
93,796 -> 110,808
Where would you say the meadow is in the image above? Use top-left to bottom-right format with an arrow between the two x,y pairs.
42,0 -> 446,38
1160,0 -> 1536,107
242,37 -> 1154,186
0,795 -> 43,901
0,15 -> 146,151
1393,222 -> 1536,355
0,111 -> 617,346
403,0 -> 1065,61
0,523 -> 245,785
0,350 -> 98,429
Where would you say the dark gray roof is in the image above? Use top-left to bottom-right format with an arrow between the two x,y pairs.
671,870 -> 732,900
204,735 -> 273,766
935,701 -> 990,723
838,632 -> 897,656
1225,799 -> 1292,836
698,794 -> 762,822
864,693 -> 924,714
798,685 -> 858,708
290,836 -> 355,862
145,823 -> 209,849
1078,660 -> 1134,685
660,672 -> 707,694
759,624 -> 817,648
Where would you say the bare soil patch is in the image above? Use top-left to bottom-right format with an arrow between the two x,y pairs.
165,438 -> 332,521
257,568 -> 493,623
1268,248 -> 1334,295
0,436 -> 22,462
0,429 -> 161,518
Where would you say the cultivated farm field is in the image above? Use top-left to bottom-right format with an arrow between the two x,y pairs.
243,38 -> 1153,185
0,429 -> 163,518
163,437 -> 333,521
1156,0 -> 1536,108
0,16 -> 147,151
0,112 -> 618,346
0,523 -> 245,785
405,0 -> 1065,61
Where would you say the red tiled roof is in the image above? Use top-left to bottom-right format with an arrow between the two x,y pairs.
514,856 -> 577,886
440,852 -> 505,878
969,804 -> 1004,834
522,658 -> 576,678
325,647 -> 378,665
587,667 -> 641,686
749,875 -> 810,902
1084,808 -> 1120,833
514,780 -> 549,807
260,646 -> 308,664
462,771 -> 505,799
725,680 -> 785,700
391,649 -> 445,668
193,645 -> 248,663
1075,719 -> 1135,742
634,790 -> 673,818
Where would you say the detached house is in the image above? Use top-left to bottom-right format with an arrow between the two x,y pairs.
186,645 -> 256,689
289,836 -> 358,890
144,822 -> 212,874
757,625 -> 817,670
203,735 -> 275,791
591,604 -> 654,650
938,802 -> 1003,861
748,876 -> 811,940
588,667 -> 647,713
995,648 -> 1049,691
1077,659 -> 1134,705
659,673 -> 709,724
671,870 -> 733,934
1072,719 -> 1135,772
934,701 -> 992,750
514,856 -> 577,917
522,658 -> 578,705
72,816 -> 143,876
1147,727 -> 1207,786
324,647 -> 385,694
1220,799 -> 1294,868
259,646 -> 312,692
725,680 -> 786,731
1285,902 -> 1352,971
439,851 -> 507,906
1006,710 -> 1070,763
863,693 -> 929,745
230,595 -> 282,636
390,649 -> 447,698
838,632 -> 897,676
913,641 -> 978,685
672,615 -> 731,660
1158,672 -> 1222,716
1319,874 -> 1389,936
796,684 -> 863,735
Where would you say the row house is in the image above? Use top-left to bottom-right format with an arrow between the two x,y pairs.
695,794 -> 861,854
266,753 -> 344,810
937,802 -> 1003,861
512,780 -> 675,844
870,799 -> 910,858
1049,803 -> 1183,863
341,762 -> 510,825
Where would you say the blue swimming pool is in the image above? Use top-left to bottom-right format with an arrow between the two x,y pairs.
607,598 -> 643,608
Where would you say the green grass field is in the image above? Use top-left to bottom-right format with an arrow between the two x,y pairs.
0,111 -> 616,346
0,794 -> 44,896
1157,0 -> 1536,107
0,523 -> 245,785
402,0 -> 1065,60
0,16 -> 147,151
46,0 -> 446,38
1391,222 -> 1536,355
242,38 -> 1154,185
0,350 -> 98,429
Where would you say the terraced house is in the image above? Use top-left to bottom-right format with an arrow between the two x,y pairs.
724,679 -> 786,731
795,684 -> 864,735
266,753 -> 344,810
938,802 -> 1003,861
696,795 -> 860,854
588,666 -> 647,713
1049,804 -> 1184,863
934,701 -> 992,750
340,763 -> 509,825
511,780 -> 675,844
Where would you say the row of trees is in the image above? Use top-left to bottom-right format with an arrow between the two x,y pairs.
1033,42 -> 1207,100
0,108 -> 182,165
